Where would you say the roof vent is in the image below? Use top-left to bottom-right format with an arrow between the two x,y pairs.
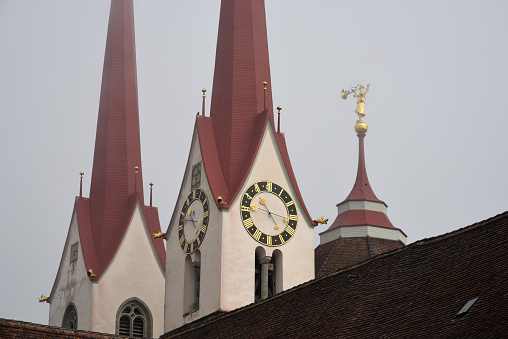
453,297 -> 479,321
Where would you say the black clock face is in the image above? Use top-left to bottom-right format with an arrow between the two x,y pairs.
240,181 -> 298,247
178,188 -> 209,254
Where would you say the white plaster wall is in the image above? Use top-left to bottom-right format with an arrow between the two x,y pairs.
220,122 -> 315,311
49,207 -> 93,330
338,200 -> 387,214
91,201 -> 165,337
320,225 -> 407,245
165,126 -> 222,332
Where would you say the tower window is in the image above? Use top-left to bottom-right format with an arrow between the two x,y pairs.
62,303 -> 78,329
116,299 -> 152,337
70,242 -> 78,264
184,253 -> 200,315
191,162 -> 201,189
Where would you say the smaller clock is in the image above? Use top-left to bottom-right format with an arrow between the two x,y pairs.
178,188 -> 209,254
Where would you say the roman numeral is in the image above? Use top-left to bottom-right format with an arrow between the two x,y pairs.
179,235 -> 185,245
184,243 -> 189,253
254,183 -> 261,193
243,218 -> 254,228
241,206 -> 250,212
204,211 -> 209,218
285,227 -> 295,236
285,200 -> 294,207
244,193 -> 253,201
279,234 -> 286,245
266,181 -> 272,192
253,229 -> 262,241
267,236 -> 272,246
289,214 -> 298,221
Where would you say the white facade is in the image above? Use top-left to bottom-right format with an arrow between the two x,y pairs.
164,121 -> 315,331
50,200 -> 166,337
49,206 -> 93,330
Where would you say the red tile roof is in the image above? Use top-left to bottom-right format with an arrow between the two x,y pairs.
197,0 -> 315,224
161,211 -> 508,338
51,0 -> 165,287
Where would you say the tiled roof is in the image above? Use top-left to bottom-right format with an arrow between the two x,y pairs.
0,318 -> 134,339
201,0 -> 315,225
162,211 -> 508,338
315,236 -> 404,277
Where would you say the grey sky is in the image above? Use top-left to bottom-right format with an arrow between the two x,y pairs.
1,0 -> 507,326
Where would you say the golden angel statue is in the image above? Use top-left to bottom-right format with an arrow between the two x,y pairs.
341,84 -> 370,121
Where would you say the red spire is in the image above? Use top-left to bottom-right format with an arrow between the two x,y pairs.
210,0 -> 274,187
341,133 -> 385,205
77,0 -> 165,276
89,0 -> 143,230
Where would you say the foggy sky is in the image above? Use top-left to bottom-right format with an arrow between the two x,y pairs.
1,0 -> 507,325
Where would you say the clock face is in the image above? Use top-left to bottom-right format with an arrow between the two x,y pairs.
178,188 -> 209,254
240,181 -> 298,247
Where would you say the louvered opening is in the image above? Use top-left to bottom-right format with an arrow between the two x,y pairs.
133,317 -> 144,337
119,315 -> 131,336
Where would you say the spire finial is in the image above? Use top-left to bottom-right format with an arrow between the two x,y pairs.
149,182 -> 154,207
79,171 -> 84,198
202,88 -> 207,116
277,106 -> 282,133
263,81 -> 268,111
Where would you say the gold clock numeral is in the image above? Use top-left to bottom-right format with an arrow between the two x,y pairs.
279,234 -> 286,245
243,218 -> 254,227
254,183 -> 261,193
178,224 -> 183,231
285,200 -> 294,207
201,224 -> 207,233
184,243 -> 189,253
259,197 -> 266,205
266,181 -> 272,192
204,211 -> 209,218
285,216 -> 289,223
190,242 -> 194,253
188,209 -> 192,216
286,226 -> 295,236
267,236 -> 272,246
241,205 -> 250,212
179,235 -> 185,245
289,214 -> 297,221
244,193 -> 253,201
253,229 -> 262,241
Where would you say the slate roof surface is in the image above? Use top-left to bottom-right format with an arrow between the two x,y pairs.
0,319 -> 137,339
162,211 -> 508,338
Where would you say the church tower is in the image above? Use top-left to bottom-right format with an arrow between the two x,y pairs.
315,90 -> 406,277
164,0 -> 316,331
47,1 -> 166,337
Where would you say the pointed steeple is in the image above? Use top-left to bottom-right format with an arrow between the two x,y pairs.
78,0 -> 164,278
210,0 -> 274,187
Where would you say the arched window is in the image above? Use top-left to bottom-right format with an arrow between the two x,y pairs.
116,298 -> 152,338
62,303 -> 78,329
183,252 -> 201,315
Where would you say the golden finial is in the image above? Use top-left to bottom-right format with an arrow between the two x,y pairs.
202,88 -> 206,97
217,196 -> 227,206
150,182 -> 154,189
341,83 -> 370,133
80,171 -> 84,177
263,81 -> 268,90
277,106 -> 282,113
134,166 -> 139,174
38,295 -> 49,303
153,231 -> 166,239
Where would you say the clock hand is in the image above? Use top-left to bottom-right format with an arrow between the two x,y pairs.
261,203 -> 279,227
257,207 -> 287,219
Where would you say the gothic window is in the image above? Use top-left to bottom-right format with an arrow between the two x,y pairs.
62,303 -> 78,329
70,242 -> 78,264
116,299 -> 152,338
191,162 -> 201,190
